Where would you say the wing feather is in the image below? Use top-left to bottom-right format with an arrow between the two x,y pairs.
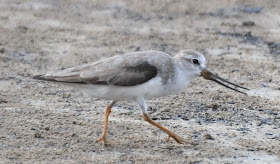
34,51 -> 175,86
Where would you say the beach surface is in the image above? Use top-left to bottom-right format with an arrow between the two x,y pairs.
0,0 -> 279,163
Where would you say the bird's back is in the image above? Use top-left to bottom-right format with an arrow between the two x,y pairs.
35,50 -> 176,86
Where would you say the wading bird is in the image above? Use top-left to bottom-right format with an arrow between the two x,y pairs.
34,50 -> 248,144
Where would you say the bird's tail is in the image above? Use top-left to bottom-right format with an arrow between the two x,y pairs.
33,74 -> 46,80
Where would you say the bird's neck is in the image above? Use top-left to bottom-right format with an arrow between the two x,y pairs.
163,61 -> 194,94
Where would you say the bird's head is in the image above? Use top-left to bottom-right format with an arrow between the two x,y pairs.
175,49 -> 249,95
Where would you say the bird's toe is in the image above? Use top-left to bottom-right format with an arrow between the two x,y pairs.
167,133 -> 185,144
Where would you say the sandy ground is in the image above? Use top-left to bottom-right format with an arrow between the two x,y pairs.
0,0 -> 280,163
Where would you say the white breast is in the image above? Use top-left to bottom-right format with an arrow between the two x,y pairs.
67,66 -> 194,101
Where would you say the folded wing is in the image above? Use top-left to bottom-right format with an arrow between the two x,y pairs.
34,51 -> 174,86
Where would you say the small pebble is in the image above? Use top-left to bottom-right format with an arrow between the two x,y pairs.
242,21 -> 255,26
161,117 -> 172,120
0,99 -> 8,104
34,132 -> 42,138
63,94 -> 71,98
0,47 -> 5,53
257,119 -> 267,126
204,133 -> 215,140
262,82 -> 268,87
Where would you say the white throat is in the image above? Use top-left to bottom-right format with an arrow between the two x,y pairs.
163,62 -> 196,95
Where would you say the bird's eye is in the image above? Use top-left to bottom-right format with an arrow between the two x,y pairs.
192,59 -> 200,65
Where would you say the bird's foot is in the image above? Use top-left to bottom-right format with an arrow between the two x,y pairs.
167,133 -> 185,144
96,136 -> 107,144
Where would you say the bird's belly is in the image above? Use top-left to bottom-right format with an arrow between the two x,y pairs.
69,77 -> 167,101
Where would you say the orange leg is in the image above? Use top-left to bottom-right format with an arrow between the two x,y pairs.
97,101 -> 116,143
143,113 -> 185,144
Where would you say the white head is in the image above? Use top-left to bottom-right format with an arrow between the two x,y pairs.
175,49 -> 249,95
174,49 -> 206,77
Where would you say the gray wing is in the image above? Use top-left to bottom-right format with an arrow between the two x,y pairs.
34,51 -> 174,86
81,60 -> 157,86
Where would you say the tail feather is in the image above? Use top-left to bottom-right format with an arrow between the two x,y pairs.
33,74 -> 85,84
33,74 -> 59,82
33,74 -> 46,80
